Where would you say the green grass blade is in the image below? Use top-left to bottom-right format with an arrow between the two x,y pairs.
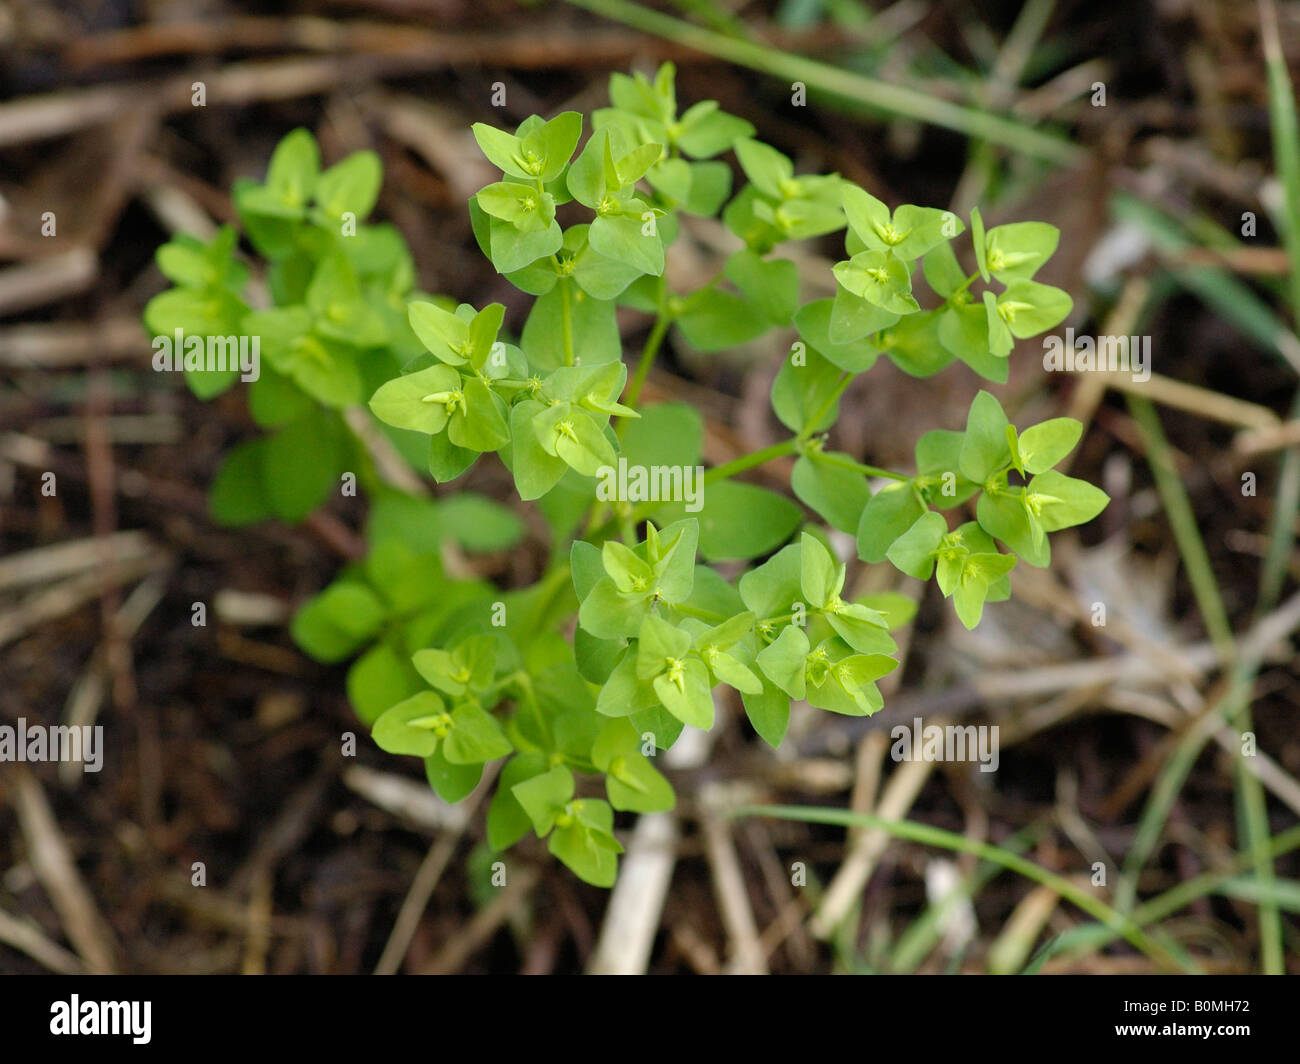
566,0 -> 1081,164
732,803 -> 1191,971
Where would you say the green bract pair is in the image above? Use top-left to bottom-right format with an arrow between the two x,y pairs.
143,63 -> 1108,887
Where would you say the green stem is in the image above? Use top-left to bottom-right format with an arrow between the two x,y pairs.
560,277 -> 576,367
585,437 -> 801,541
797,373 -> 853,442
702,438 -> 799,485
624,306 -> 669,414
806,447 -> 909,481
944,270 -> 984,306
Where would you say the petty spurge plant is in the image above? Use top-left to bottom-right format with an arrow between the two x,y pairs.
145,64 -> 1108,886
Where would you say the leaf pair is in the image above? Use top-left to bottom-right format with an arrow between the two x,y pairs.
236,128 -> 381,228
755,625 -> 896,716
577,519 -> 699,640
511,765 -> 624,887
886,513 -> 1015,628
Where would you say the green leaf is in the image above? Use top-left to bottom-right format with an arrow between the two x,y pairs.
808,650 -> 895,715
771,342 -> 845,433
922,240 -> 966,298
513,764 -> 575,836
372,691 -> 447,758
534,404 -> 616,476
263,128 -> 319,214
595,651 -> 660,713
248,367 -> 313,428
475,181 -> 556,232
938,301 -> 989,362
676,102 -> 753,158
208,439 -> 272,527
442,704 -> 513,764
734,139 -> 793,199
878,310 -> 954,379
825,287 -> 899,347
306,255 -> 388,348
581,579 -> 651,642
977,489 -> 1050,567
566,128 -> 616,207
826,604 -> 896,656
593,719 -> 675,813
347,642 -> 424,726
527,111 -> 583,182
915,430 -> 979,507
651,656 -> 714,729
564,224 -> 643,300
997,280 -> 1073,338
407,300 -> 469,365
315,150 -> 382,222
603,540 -> 657,595
833,250 -> 919,315
368,363 -> 461,434
522,281 -> 620,370
756,624 -> 809,700
620,402 -> 702,470
799,531 -> 841,607
970,205 -> 989,281
958,390 -> 1013,483
425,745 -> 483,803
952,551 -> 1017,628
741,679 -> 791,748
615,141 -> 663,187
654,482 -> 801,562
739,542 -> 802,620
858,591 -> 919,630
1018,418 -> 1083,474
647,518 -> 699,602
548,804 -> 621,887
262,413 -> 342,521
636,614 -> 692,677
985,221 -> 1059,282
1026,469 -> 1110,531
428,494 -> 525,552
886,510 -> 947,579
291,581 -> 386,662
984,290 -> 1014,357
724,250 -> 799,325
840,185 -> 892,248
508,399 -> 568,500
891,204 -> 962,260
856,481 -> 925,563
448,377 -> 509,452
472,123 -> 527,178
589,212 -> 664,277
675,289 -> 769,352
793,297 -> 886,373
487,754 -> 550,850
427,432 -> 478,483
488,216 -> 563,274
791,452 -> 871,534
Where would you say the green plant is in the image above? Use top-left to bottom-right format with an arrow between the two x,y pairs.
144,64 -> 1108,887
